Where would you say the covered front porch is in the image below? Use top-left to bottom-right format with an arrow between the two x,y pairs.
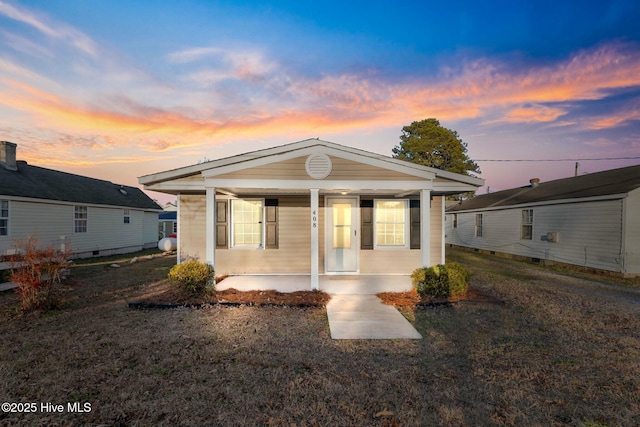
217,274 -> 413,294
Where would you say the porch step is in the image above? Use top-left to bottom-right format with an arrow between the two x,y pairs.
326,294 -> 422,340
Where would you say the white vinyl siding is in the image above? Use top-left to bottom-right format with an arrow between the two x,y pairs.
0,200 -> 8,236
231,199 -> 263,248
74,206 -> 88,233
0,199 -> 159,258
521,209 -> 533,240
446,199 -> 625,273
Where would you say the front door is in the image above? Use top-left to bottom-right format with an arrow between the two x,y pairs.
326,197 -> 358,272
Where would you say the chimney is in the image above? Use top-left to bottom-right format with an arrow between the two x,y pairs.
529,178 -> 540,188
0,141 -> 17,171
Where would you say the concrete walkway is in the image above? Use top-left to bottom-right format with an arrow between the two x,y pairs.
218,275 -> 422,340
326,294 -> 422,339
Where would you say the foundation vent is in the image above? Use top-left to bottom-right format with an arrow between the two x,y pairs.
305,153 -> 332,179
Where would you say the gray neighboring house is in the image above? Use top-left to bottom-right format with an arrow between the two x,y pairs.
0,141 -> 162,268
446,165 -> 640,277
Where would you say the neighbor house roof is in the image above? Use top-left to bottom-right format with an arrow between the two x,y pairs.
447,164 -> 640,212
0,161 -> 162,210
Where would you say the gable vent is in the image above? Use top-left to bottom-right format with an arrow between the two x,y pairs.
305,153 -> 332,179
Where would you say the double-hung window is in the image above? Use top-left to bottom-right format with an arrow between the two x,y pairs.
475,213 -> 483,237
124,209 -> 131,224
374,200 -> 408,248
0,200 -> 8,236
231,199 -> 263,248
521,209 -> 533,240
74,206 -> 88,233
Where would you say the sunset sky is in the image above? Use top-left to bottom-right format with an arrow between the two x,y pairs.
1,0 -> 640,204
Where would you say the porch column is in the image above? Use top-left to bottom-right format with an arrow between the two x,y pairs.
205,187 -> 216,269
310,188 -> 319,290
420,189 -> 431,267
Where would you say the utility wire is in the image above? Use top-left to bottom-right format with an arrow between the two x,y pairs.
475,156 -> 640,162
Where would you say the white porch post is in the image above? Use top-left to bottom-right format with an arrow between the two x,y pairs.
205,187 -> 216,269
420,189 -> 431,267
310,188 -> 319,290
176,194 -> 181,264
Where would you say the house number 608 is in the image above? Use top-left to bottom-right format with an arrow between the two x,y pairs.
312,210 -> 317,228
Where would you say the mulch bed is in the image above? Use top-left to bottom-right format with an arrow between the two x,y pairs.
129,287 -> 332,309
377,287 -> 504,309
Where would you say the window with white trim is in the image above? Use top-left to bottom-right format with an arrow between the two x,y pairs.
0,200 -> 8,236
374,200 -> 409,248
521,209 -> 533,240
475,213 -> 483,237
124,208 -> 131,224
231,199 -> 263,248
74,206 -> 88,233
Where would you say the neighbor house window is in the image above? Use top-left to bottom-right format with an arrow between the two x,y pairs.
375,200 -> 408,248
74,206 -> 88,233
453,213 -> 458,228
0,200 -> 8,236
123,209 -> 131,224
521,209 -> 533,240
475,213 -> 483,237
231,199 -> 263,247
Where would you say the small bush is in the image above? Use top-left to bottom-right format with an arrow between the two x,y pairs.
9,236 -> 72,312
167,260 -> 215,295
411,263 -> 469,299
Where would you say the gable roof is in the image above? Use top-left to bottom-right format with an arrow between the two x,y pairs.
1,161 -> 161,210
139,138 -> 484,190
447,164 -> 640,212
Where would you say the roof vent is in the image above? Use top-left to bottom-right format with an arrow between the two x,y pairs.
305,153 -> 332,179
0,141 -> 17,171
529,178 -> 540,188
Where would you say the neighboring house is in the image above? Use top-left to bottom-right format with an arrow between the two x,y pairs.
446,165 -> 640,277
139,139 -> 484,289
0,141 -> 162,268
158,210 -> 177,239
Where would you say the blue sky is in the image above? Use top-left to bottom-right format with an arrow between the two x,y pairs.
1,0 -> 639,202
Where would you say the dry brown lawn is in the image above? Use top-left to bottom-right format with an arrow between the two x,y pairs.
0,249 -> 638,426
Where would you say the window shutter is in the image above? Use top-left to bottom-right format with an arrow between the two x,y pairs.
216,200 -> 228,249
360,199 -> 373,250
265,199 -> 278,249
410,199 -> 420,249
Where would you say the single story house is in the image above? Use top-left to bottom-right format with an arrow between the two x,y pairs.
139,139 -> 484,289
0,141 -> 162,268
158,210 -> 177,239
446,165 -> 640,277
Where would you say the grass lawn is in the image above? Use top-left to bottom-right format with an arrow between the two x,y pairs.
0,250 -> 638,426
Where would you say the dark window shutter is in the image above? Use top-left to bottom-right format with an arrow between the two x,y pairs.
360,199 -> 373,250
265,199 -> 278,249
216,200 -> 228,249
410,200 -> 420,249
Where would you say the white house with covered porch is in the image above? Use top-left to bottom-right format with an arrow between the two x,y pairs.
139,139 -> 483,290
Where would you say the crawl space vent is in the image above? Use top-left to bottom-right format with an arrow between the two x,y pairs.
305,153 -> 332,179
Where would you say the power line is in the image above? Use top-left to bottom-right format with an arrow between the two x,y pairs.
475,156 -> 640,162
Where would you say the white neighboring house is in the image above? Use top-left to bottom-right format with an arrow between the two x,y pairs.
139,138 -> 484,291
445,165 -> 640,277
0,141 -> 162,269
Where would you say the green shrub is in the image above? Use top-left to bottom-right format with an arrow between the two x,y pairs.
446,262 -> 470,297
411,263 -> 469,299
167,260 -> 215,295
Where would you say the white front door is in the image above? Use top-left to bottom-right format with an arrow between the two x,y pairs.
326,197 -> 358,273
